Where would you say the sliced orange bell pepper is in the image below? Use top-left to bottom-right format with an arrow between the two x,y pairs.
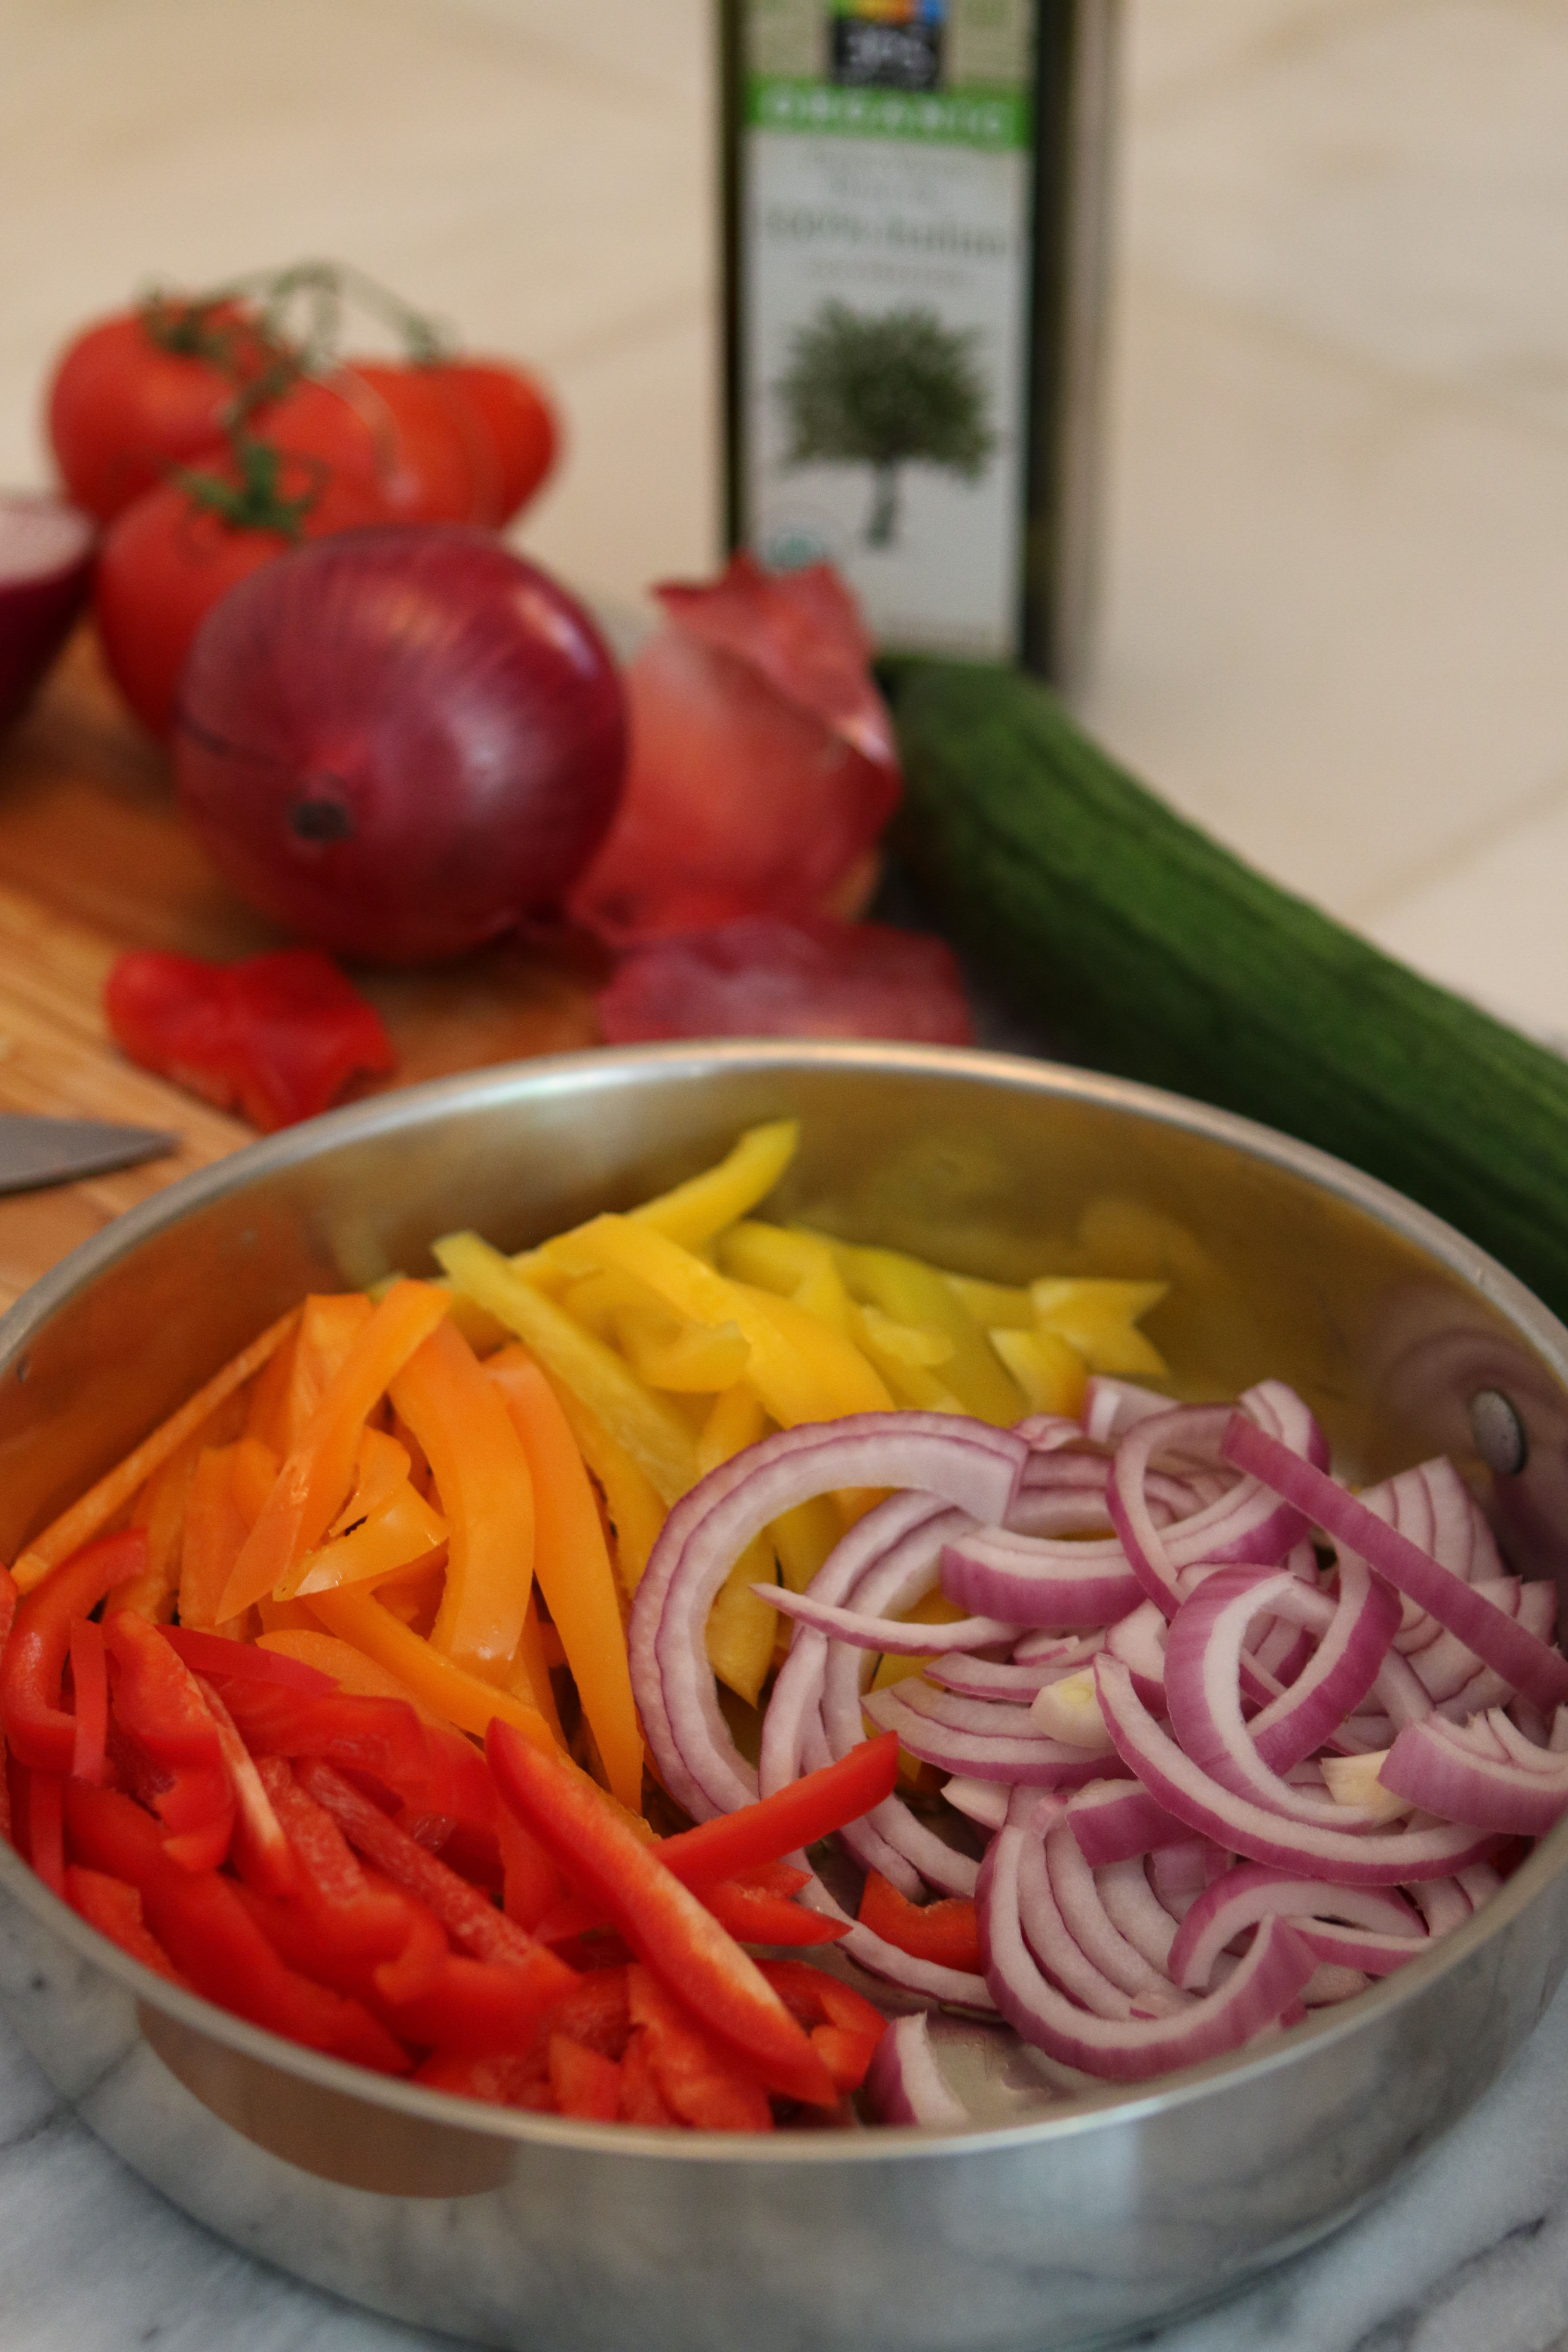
12,1307 -> 299,1595
112,1426 -> 211,1620
218,1280 -> 450,1623
179,1440 -> 274,1632
389,1318 -> 536,1679
301,1582 -> 559,1756
485,1347 -> 643,1813
252,1292 -> 376,1458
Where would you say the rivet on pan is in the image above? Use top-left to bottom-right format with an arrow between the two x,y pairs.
1470,1388 -> 1528,1476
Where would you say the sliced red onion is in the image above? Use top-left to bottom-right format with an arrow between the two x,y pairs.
1064,1777 -> 1194,1865
1379,1714 -> 1568,1834
940,1526 -> 1143,1626
1094,1654 -> 1497,1884
1104,1599 -> 1169,1708
1107,1388 -> 1318,1619
1410,1876 -> 1472,1936
1082,1377 -> 1180,1443
863,1681 -> 1114,1787
798,1880 -> 994,2008
942,1776 -> 1011,1831
1148,1837 -> 1231,1919
1012,1627 -> 1109,1666
1164,1565 -> 1398,1824
1044,1816 -> 1189,2010
979,1811 -> 1317,2082
930,1652 -> 1091,1700
1167,1865 -> 1424,1991
864,2012 -> 972,2127
1222,1413 -> 1568,1714
1293,1923 -> 1429,1976
753,1584 -> 1017,1654
1096,1856 -> 1180,1971
633,1413 -> 1026,1817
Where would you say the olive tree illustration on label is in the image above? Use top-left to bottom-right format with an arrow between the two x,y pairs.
776,300 -> 996,550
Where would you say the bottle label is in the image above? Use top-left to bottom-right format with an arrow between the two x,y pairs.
737,0 -> 1035,658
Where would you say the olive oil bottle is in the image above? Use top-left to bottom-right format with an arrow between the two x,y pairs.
720,0 -> 1120,684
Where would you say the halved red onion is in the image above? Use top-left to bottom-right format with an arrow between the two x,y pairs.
1167,1864 -> 1425,1991
1222,1413 -> 1568,1712
1094,1655 -> 1497,1884
979,1812 -> 1317,2082
863,2012 -> 972,2126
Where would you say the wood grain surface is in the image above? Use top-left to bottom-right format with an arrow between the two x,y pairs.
0,629 -> 607,1311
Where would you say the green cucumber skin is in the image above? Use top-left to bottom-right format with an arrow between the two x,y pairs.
882,656 -> 1568,1325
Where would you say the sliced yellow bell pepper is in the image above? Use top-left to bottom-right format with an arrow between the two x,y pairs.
989,1326 -> 1088,1417
432,1231 -> 698,1506
615,1308 -> 751,1393
389,1317 -> 536,1680
485,1346 -> 644,1813
718,1220 -> 856,1337
545,1382 -> 667,1598
944,1271 -> 1035,1329
629,1117 -> 800,1248
829,1240 -> 1025,1423
1029,1278 -> 1170,1377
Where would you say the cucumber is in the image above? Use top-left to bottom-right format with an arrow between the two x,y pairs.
880,655 -> 1568,1326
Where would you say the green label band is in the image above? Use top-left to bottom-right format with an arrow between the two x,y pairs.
746,75 -> 1031,152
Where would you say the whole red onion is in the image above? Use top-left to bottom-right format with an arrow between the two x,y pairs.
175,526 -> 626,963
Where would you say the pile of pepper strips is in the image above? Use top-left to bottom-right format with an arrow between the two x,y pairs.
0,1537 -> 906,2125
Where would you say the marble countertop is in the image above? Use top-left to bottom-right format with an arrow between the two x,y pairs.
5,1 -> 1568,2343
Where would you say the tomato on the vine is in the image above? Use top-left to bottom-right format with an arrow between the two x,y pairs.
423,361 -> 559,525
252,363 -> 486,527
94,452 -> 389,739
46,299 -> 288,525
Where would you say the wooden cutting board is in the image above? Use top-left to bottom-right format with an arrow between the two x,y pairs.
0,629 -> 606,1312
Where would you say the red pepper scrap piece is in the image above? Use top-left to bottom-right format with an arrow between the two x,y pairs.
1,1531 -> 146,1771
486,1719 -> 836,2109
29,1770 -> 67,1900
857,1870 -> 983,1974
104,947 -> 395,1133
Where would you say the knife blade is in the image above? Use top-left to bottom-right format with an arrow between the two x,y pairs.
0,1112 -> 179,1194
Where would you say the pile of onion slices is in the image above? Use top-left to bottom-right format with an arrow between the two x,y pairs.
627,1378 -> 1568,2112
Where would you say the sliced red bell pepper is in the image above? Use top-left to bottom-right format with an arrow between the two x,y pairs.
626,1963 -> 773,2132
698,1876 -> 848,1948
857,1870 -> 983,1973
653,1731 -> 900,1890
487,1719 -> 836,2109
497,1804 -> 564,1930
29,1769 -> 66,1899
757,1957 -> 886,2094
196,1677 -> 297,1896
297,1759 -> 576,1992
617,2027 -> 677,2125
254,1759 -> 433,1981
217,1678 -> 494,1829
411,2049 -> 547,2108
1,1529 -> 147,1770
159,1625 -> 336,1694
65,1864 -> 183,1983
68,1617 -> 109,1786
104,947 -> 396,1134
548,2034 -> 622,2122
63,1781 -> 409,2074
103,1611 -> 234,1871
383,1949 -> 582,2057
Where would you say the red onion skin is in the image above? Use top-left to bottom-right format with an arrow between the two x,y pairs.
175,526 -> 626,964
